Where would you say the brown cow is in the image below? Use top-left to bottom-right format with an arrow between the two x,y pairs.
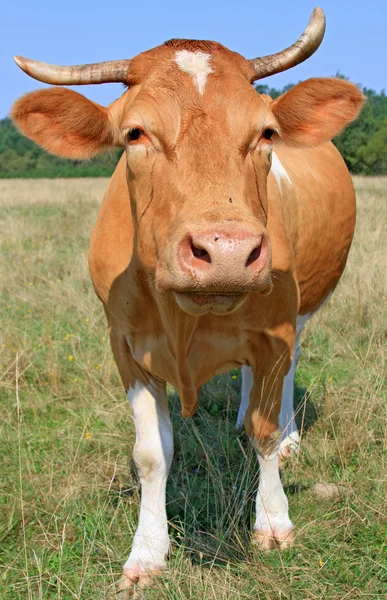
11,8 -> 364,594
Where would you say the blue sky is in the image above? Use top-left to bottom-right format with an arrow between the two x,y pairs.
1,0 -> 386,118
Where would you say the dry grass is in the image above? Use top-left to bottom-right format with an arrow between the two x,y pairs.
0,176 -> 386,599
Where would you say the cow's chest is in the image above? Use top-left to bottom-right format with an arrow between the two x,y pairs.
123,297 -> 292,416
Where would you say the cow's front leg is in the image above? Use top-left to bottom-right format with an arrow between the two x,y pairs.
118,379 -> 173,593
245,364 -> 294,550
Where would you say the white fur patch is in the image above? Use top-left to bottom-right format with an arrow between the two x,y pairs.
175,50 -> 213,95
278,313 -> 310,456
125,381 -> 173,574
271,151 -> 292,194
254,451 -> 293,536
236,365 -> 253,430
238,296 -> 335,462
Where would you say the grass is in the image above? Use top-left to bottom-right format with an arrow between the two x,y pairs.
0,176 -> 386,599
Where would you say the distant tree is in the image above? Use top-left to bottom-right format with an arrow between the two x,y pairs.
356,115 -> 387,174
333,86 -> 387,174
0,118 -> 122,178
255,83 -> 294,99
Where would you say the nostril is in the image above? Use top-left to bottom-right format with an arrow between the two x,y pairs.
191,242 -> 211,264
246,244 -> 262,267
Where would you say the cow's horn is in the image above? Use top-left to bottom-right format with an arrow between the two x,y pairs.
13,56 -> 131,85
249,7 -> 326,81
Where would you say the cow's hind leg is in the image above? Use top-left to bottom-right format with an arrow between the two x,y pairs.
118,379 -> 173,595
278,345 -> 300,461
239,315 -> 310,462
236,365 -> 253,430
278,314 -> 309,461
239,364 -> 300,461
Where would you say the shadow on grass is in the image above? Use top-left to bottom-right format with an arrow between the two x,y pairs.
294,385 -> 319,434
161,374 -> 319,567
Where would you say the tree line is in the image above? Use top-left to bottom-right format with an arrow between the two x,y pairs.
1,78 -> 386,178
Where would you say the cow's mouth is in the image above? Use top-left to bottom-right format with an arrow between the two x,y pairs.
174,291 -> 248,315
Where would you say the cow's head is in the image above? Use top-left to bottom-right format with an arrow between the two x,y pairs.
11,8 -> 364,315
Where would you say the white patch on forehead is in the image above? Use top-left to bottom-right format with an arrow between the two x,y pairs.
271,151 -> 292,195
174,50 -> 213,95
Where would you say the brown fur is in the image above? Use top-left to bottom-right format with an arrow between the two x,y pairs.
164,39 -> 224,52
11,41 -> 365,440
271,78 -> 365,147
11,88 -> 121,159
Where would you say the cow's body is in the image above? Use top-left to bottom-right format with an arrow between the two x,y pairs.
11,10 -> 364,594
89,141 -> 355,414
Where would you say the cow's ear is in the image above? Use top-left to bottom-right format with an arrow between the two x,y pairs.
11,87 -> 122,159
271,78 -> 365,147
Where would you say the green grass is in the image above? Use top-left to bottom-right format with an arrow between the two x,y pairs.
0,177 -> 386,599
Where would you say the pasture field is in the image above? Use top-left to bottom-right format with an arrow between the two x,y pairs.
0,177 -> 386,599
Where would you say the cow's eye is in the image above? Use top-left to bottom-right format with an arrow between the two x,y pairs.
262,128 -> 275,141
127,128 -> 143,142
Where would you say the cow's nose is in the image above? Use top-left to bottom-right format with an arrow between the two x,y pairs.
187,233 -> 264,268
178,229 -> 270,289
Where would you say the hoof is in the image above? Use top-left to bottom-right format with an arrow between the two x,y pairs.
253,527 -> 294,550
116,566 -> 163,598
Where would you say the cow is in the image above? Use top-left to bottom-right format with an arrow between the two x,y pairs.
11,7 -> 364,595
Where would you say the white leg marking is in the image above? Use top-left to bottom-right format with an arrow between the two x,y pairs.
124,380 -> 173,576
253,448 -> 294,544
238,316 -> 310,455
236,365 -> 253,430
239,298 -> 333,458
278,293 -> 333,453
271,151 -> 292,195
278,314 -> 310,458
175,50 -> 213,95
278,344 -> 300,456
